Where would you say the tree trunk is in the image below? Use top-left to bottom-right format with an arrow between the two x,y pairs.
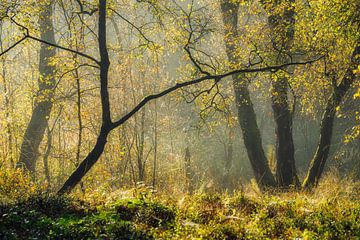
184,147 -> 194,194
222,127 -> 234,190
303,43 -> 359,189
17,1 -> 56,174
263,0 -> 299,187
58,127 -> 110,194
271,76 -> 299,187
43,126 -> 52,186
137,108 -> 146,182
220,0 -> 276,188
59,0 -> 111,194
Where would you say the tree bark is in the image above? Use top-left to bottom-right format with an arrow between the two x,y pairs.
303,43 -> 359,189
58,0 -> 111,194
17,1 -> 56,174
271,77 -> 299,187
262,0 -> 299,187
220,0 -> 276,188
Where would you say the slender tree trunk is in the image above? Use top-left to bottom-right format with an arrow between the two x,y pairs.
59,127 -> 110,194
303,43 -> 359,189
17,1 -> 56,174
137,108 -> 146,182
184,147 -> 194,194
222,127 -> 234,190
43,126 -> 52,186
220,0 -> 276,188
59,0 -> 111,194
152,99 -> 158,187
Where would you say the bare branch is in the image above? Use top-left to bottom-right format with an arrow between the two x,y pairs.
111,56 -> 323,130
74,0 -> 98,15
110,8 -> 155,47
0,35 -> 28,57
1,16 -> 100,64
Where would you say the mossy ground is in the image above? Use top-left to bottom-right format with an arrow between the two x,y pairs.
1,180 -> 359,240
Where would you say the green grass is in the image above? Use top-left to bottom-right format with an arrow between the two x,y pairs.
0,185 -> 359,240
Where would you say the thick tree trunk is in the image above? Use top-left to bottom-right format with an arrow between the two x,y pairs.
233,77 -> 277,187
220,0 -> 276,188
271,77 -> 299,187
263,0 -> 299,187
17,1 -> 56,174
303,43 -> 359,189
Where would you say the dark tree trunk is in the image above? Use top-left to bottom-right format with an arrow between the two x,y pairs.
303,43 -> 359,189
262,0 -> 299,187
58,0 -> 111,194
17,1 -> 56,174
220,0 -> 276,188
137,108 -> 146,182
58,127 -> 110,194
271,77 -> 299,187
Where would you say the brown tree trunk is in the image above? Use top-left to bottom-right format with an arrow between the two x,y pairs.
220,0 -> 276,188
17,1 -> 56,174
303,43 -> 359,189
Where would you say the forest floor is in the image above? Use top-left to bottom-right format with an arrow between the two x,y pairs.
0,177 -> 359,239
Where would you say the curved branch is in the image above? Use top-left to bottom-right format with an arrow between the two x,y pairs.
111,56 -> 323,130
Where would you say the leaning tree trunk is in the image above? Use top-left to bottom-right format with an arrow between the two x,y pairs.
262,0 -> 299,187
303,43 -> 359,189
58,0 -> 111,194
220,0 -> 276,188
17,1 -> 56,174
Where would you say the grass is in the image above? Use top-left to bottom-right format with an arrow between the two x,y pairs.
0,175 -> 359,239
0,174 -> 360,240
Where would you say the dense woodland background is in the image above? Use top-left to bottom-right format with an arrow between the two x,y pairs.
0,0 -> 359,239
0,0 -> 358,195
0,0 -> 360,195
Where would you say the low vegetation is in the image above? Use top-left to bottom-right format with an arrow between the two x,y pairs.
1,174 -> 359,239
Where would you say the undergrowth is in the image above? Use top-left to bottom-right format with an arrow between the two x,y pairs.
0,172 -> 359,239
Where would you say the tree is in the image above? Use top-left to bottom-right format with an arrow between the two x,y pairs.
220,0 -> 276,189
0,0 -> 324,194
17,1 -> 57,175
261,0 -> 299,187
303,42 -> 359,188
